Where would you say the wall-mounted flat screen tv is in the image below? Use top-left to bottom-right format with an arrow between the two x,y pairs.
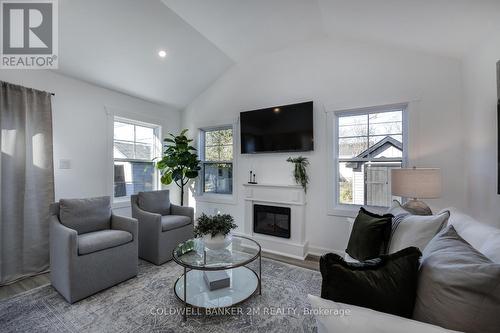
240,101 -> 314,154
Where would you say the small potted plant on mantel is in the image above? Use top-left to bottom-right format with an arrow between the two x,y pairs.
194,213 -> 238,250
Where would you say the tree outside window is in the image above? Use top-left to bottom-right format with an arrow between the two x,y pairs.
201,127 -> 233,194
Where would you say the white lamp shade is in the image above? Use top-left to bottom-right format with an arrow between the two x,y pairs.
391,168 -> 442,199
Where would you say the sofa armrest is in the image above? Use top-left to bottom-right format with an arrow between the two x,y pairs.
307,295 -> 458,333
50,215 -> 78,259
111,214 -> 138,240
170,204 -> 194,223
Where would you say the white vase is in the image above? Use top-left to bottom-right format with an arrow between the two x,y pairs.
202,233 -> 232,250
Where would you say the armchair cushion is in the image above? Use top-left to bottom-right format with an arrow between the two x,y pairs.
161,215 -> 191,232
78,229 -> 132,255
138,190 -> 170,215
60,196 -> 111,234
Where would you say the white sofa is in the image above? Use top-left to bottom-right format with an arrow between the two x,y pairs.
310,208 -> 500,333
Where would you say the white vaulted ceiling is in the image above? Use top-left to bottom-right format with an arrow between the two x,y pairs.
164,0 -> 500,61
317,0 -> 500,59
54,0 -> 500,108
162,0 -> 327,62
56,0 -> 233,109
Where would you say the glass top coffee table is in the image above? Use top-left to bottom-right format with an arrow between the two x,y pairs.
172,235 -> 261,321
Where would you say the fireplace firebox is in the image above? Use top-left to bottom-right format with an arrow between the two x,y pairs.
253,204 -> 291,239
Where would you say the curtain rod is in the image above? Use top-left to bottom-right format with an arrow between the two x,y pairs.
1,80 -> 55,96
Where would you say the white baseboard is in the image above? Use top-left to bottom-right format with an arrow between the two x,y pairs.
233,232 -> 346,261
233,232 -> 308,260
307,245 -> 345,257
261,247 -> 308,261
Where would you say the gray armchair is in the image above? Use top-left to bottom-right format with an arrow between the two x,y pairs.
49,196 -> 138,303
131,190 -> 194,265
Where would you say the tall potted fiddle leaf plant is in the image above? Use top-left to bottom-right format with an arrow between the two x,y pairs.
156,129 -> 200,206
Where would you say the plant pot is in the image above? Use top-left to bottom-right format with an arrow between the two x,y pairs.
202,233 -> 232,250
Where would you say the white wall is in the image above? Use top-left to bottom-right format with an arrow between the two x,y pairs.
182,37 -> 465,254
0,70 -> 181,216
462,41 -> 500,227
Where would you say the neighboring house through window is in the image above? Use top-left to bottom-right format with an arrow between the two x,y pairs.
113,118 -> 161,200
334,105 -> 407,209
200,127 -> 233,195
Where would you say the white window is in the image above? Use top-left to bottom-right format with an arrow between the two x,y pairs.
333,105 -> 408,212
113,118 -> 161,200
199,126 -> 233,195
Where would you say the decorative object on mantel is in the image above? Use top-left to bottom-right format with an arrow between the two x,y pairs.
391,167 -> 441,216
286,156 -> 309,192
155,129 -> 201,206
194,213 -> 237,250
248,170 -> 258,184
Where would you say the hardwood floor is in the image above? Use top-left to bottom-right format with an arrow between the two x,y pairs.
0,253 -> 319,301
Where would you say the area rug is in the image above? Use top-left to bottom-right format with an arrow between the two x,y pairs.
0,258 -> 322,332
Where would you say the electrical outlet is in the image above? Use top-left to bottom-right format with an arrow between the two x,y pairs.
59,159 -> 71,169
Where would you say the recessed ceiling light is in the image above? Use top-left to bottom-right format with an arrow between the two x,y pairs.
273,108 -> 280,113
158,50 -> 167,58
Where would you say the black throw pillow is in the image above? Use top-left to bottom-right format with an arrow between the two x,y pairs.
320,247 -> 422,318
345,207 -> 392,261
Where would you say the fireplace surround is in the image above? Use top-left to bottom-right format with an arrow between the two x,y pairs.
242,183 -> 307,259
253,204 -> 291,238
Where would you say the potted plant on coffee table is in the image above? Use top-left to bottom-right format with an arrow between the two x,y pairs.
194,213 -> 237,250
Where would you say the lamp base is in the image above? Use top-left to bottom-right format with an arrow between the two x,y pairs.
402,199 -> 433,216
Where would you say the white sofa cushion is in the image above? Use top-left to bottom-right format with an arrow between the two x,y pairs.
440,208 -> 500,263
307,294 -> 461,333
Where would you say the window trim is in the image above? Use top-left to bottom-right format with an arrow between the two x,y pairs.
327,103 -> 409,217
196,124 -> 237,204
112,116 -> 162,203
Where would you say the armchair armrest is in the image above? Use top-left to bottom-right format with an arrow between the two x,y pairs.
50,215 -> 78,259
131,200 -> 162,233
111,215 -> 138,240
170,204 -> 194,223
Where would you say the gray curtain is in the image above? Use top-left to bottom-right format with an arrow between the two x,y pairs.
0,81 -> 54,285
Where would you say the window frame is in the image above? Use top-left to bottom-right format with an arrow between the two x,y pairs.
197,124 -> 236,203
328,103 -> 409,217
112,116 -> 162,203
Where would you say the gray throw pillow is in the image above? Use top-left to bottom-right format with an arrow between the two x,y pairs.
138,190 -> 170,215
59,196 -> 111,234
413,225 -> 500,333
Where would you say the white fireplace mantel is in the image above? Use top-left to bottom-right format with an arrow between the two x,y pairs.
240,183 -> 308,259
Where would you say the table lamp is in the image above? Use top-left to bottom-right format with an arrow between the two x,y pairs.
391,167 -> 441,215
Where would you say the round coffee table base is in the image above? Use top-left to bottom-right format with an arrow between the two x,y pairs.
174,266 -> 259,309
